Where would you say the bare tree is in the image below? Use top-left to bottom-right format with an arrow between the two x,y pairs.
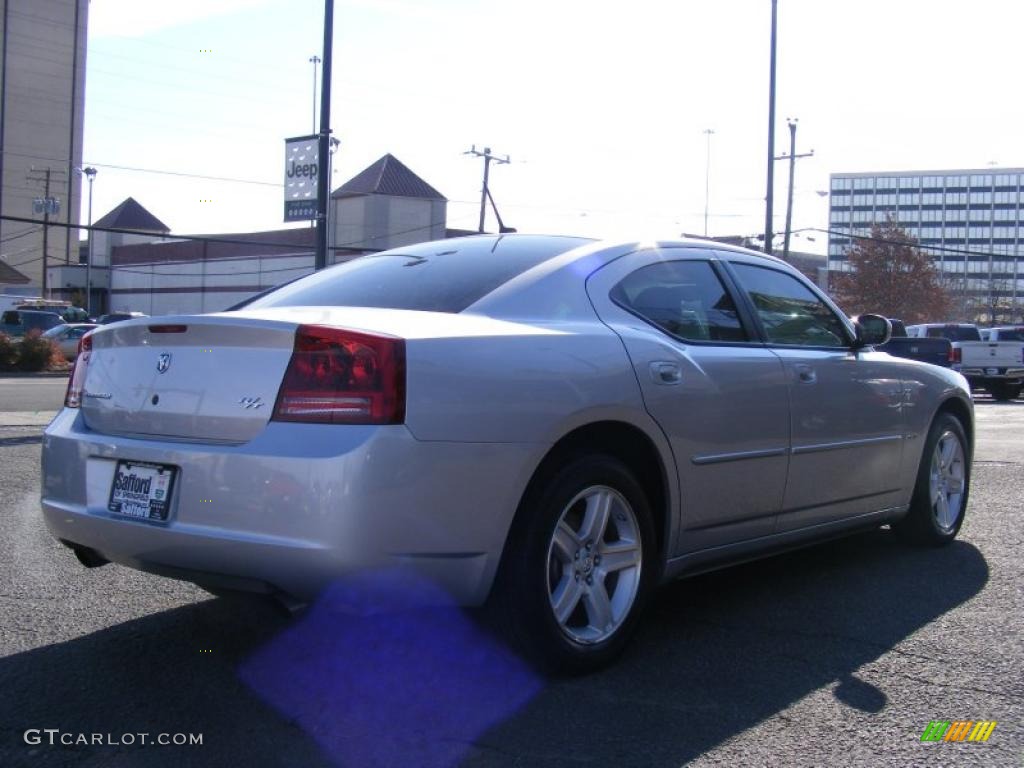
831,220 -> 951,323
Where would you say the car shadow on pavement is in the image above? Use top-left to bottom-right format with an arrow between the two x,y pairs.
463,529 -> 989,767
0,530 -> 987,768
0,595 -> 325,768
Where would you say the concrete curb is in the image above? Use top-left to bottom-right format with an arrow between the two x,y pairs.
0,411 -> 59,427
0,371 -> 70,379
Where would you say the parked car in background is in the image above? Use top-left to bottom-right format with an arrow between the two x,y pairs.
13,299 -> 89,324
981,326 -> 1024,342
42,323 -> 98,361
906,322 -> 1024,401
0,309 -> 63,338
97,312 -> 148,325
0,294 -> 44,314
43,235 -> 974,673
875,318 -> 952,368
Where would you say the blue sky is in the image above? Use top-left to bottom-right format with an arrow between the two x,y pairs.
83,0 -> 1024,252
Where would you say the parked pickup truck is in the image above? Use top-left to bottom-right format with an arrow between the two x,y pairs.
876,318 -> 952,368
906,322 -> 1024,401
981,326 -> 1024,342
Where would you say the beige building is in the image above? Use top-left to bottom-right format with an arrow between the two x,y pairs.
0,0 -> 88,293
105,155 -> 457,316
332,154 -> 447,250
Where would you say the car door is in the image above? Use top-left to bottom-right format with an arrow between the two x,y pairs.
587,248 -> 791,554
724,258 -> 907,531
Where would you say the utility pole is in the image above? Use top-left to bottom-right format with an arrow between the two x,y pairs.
773,118 -> 813,261
465,145 -> 510,233
27,166 -> 66,297
764,0 -> 778,255
314,1 -> 334,271
703,128 -> 715,237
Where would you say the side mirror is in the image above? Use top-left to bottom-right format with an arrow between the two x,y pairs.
852,314 -> 892,348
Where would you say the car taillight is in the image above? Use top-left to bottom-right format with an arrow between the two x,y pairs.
949,347 -> 961,365
64,331 -> 93,408
272,324 -> 405,424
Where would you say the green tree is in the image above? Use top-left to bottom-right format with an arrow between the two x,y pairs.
831,220 -> 951,323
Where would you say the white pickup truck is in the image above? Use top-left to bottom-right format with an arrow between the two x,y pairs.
906,323 -> 1024,400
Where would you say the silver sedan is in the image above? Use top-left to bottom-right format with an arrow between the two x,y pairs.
41,323 -> 98,361
41,235 -> 973,673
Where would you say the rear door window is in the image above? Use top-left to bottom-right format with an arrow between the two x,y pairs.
610,260 -> 748,342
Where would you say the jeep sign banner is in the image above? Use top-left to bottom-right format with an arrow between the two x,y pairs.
284,135 -> 319,222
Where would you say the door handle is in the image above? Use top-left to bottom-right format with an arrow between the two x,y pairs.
794,364 -> 817,384
650,361 -> 683,385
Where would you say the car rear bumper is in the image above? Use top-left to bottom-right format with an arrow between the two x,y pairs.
41,409 -> 540,605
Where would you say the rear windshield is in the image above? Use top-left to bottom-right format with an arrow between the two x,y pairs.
926,325 -> 981,342
994,328 -> 1024,341
246,235 -> 592,313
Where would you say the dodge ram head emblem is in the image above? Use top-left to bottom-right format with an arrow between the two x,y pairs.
156,353 -> 172,374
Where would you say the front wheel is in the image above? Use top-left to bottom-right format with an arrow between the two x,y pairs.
893,412 -> 971,546
491,455 -> 657,675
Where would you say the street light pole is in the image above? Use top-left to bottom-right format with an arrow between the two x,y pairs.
703,128 -> 715,237
314,1 -> 334,271
83,166 -> 96,316
764,0 -> 778,255
309,55 -> 320,135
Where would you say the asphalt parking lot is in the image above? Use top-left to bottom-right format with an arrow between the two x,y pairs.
0,375 -> 1021,767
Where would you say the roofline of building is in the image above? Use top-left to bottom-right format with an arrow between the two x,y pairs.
830,167 -> 1024,178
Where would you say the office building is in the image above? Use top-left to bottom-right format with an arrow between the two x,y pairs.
828,169 -> 1024,318
0,0 -> 89,293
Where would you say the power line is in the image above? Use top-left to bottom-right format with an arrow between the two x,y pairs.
0,226 -> 41,244
86,162 -> 282,188
813,227 -> 1020,260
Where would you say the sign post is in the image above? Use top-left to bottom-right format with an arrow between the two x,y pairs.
283,134 -> 319,222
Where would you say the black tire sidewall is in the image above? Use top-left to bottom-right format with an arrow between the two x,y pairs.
899,412 -> 971,545
499,455 -> 657,675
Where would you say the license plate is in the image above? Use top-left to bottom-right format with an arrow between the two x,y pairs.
108,461 -> 177,521
986,367 -> 999,375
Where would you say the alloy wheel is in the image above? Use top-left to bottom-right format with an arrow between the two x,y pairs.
545,485 -> 643,645
930,429 -> 966,533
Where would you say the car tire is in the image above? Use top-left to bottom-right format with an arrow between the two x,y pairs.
893,412 -> 970,547
988,382 -> 1021,402
490,455 -> 657,675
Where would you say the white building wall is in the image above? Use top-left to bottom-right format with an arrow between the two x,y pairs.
110,252 -> 315,316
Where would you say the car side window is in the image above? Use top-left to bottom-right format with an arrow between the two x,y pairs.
610,260 -> 748,342
730,263 -> 850,348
